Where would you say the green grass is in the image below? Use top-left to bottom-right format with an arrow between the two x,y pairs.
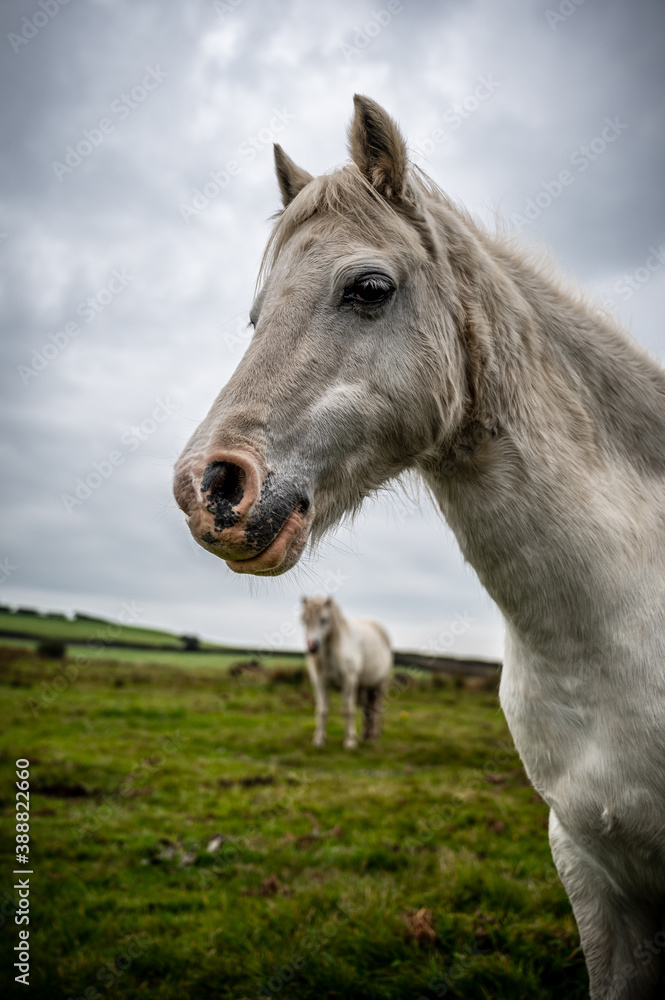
0,639 -> 304,672
72,646 -> 304,670
0,646 -> 587,999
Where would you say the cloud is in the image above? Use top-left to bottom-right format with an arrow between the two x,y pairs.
1,0 -> 663,657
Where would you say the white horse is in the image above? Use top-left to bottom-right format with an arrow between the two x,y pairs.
174,96 -> 665,998
301,595 -> 392,749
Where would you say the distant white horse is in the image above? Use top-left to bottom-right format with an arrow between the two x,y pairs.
301,596 -> 392,749
175,96 -> 665,997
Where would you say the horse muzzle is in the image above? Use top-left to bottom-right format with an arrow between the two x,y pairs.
173,449 -> 313,575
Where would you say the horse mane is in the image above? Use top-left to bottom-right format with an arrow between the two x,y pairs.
259,157 -> 619,337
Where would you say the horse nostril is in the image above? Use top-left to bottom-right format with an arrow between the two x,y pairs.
201,461 -> 246,508
296,495 -> 311,515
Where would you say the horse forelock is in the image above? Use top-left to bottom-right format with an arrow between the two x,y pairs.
301,594 -> 345,637
257,164 -> 440,290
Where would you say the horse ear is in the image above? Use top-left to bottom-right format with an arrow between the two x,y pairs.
348,94 -> 407,201
274,144 -> 313,207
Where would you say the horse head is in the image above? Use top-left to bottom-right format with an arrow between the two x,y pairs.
173,95 -> 468,575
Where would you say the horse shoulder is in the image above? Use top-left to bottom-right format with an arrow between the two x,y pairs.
315,646 -> 342,686
501,627 -> 665,897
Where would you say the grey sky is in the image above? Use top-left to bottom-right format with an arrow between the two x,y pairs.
1,0 -> 663,656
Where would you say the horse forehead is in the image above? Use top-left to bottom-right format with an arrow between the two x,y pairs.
277,211 -> 402,275
303,598 -> 326,620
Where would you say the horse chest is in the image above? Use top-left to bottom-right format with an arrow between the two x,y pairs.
319,652 -> 344,687
500,633 -> 665,891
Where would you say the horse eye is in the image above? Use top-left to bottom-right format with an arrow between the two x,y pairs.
343,273 -> 395,307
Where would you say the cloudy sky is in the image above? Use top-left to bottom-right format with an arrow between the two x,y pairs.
1,0 -> 663,657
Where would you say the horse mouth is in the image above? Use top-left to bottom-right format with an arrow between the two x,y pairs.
224,506 -> 312,576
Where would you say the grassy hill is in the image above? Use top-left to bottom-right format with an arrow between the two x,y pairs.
0,606 -> 305,671
0,607 -> 186,647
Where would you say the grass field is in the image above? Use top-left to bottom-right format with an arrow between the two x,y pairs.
0,646 -> 588,999
0,639 -> 303,672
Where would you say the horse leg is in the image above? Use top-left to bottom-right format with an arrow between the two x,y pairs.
363,687 -> 382,742
306,658 -> 328,747
549,811 -> 663,999
342,676 -> 358,750
358,688 -> 371,740
371,681 -> 387,741
313,683 -> 329,748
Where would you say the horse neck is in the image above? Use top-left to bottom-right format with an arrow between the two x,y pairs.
424,207 -> 665,656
